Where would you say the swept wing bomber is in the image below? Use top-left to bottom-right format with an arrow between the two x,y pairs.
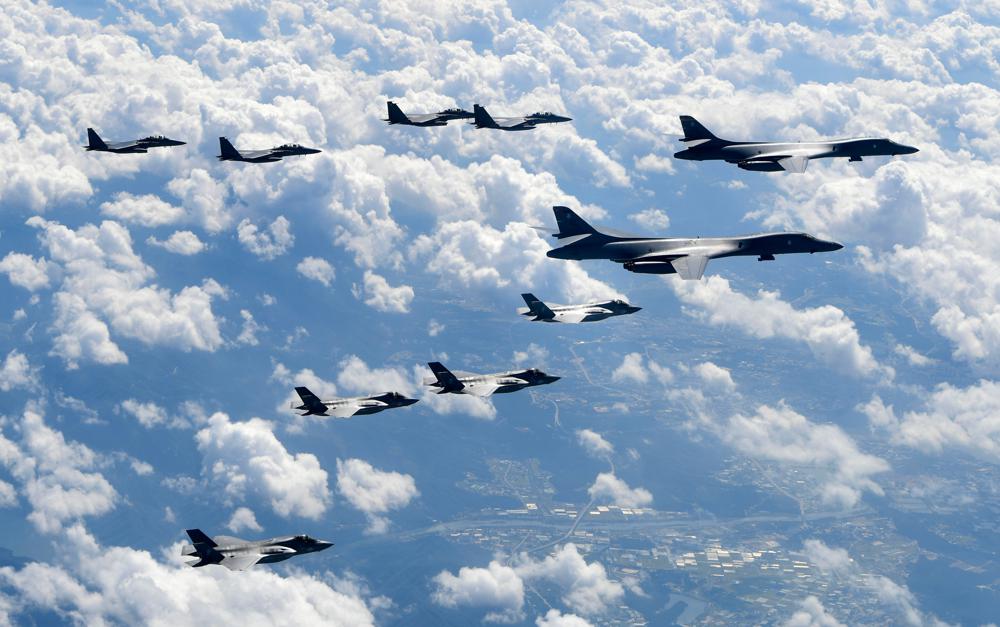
545,206 -> 842,280
217,137 -> 321,163
291,386 -> 418,418
519,293 -> 640,323
673,115 -> 918,173
84,128 -> 185,153
425,362 -> 559,397
472,104 -> 572,131
384,101 -> 474,126
182,529 -> 332,571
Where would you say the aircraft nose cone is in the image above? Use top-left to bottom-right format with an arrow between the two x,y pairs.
402,398 -> 419,406
315,541 -> 334,550
830,241 -> 844,251
629,306 -> 642,313
546,376 -> 561,383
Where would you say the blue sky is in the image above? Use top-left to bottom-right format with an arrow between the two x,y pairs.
0,1 -> 998,625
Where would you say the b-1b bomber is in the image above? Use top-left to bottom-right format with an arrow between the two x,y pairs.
545,206 -> 842,280
425,362 -> 559,397
673,115 -> 918,173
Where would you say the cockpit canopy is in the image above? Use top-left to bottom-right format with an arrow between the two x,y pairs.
278,143 -> 303,149
529,111 -> 555,117
294,534 -> 313,542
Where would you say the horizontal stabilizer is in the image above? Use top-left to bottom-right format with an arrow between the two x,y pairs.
670,255 -> 709,280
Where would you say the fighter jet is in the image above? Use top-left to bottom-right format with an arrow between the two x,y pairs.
384,101 -> 473,127
181,529 -> 332,571
84,128 -> 185,153
290,386 -> 418,418
472,104 -> 572,131
424,362 -> 559,397
545,206 -> 842,280
673,115 -> 918,173
518,293 -> 641,323
217,137 -> 321,163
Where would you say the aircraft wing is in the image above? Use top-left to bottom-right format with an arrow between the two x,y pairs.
464,382 -> 502,397
493,117 -> 534,129
670,255 -> 710,280
556,310 -> 593,324
221,553 -> 263,571
407,113 -> 446,124
108,140 -> 141,150
740,151 -> 812,173
213,535 -> 249,546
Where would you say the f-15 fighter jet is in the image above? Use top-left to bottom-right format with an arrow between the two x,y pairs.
217,137 -> 321,163
518,293 -> 641,323
383,101 -> 473,126
424,362 -> 559,397
84,128 -> 185,153
545,206 -> 842,280
673,115 -> 918,173
181,529 -> 332,571
472,104 -> 572,131
290,386 -> 418,418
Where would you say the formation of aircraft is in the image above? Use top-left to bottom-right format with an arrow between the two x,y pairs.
384,101 -> 474,126
182,529 -> 332,571
424,362 -> 560,397
87,102 -> 917,567
673,115 -> 918,173
84,128 -> 185,153
217,137 -> 321,163
519,293 -> 640,323
291,386 -> 418,418
545,206 -> 842,280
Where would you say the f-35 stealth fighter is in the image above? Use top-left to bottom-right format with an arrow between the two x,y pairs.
84,128 -> 185,153
545,206 -> 842,280
673,115 -> 918,173
217,137 -> 321,163
384,101 -> 473,126
291,386 -> 418,418
472,104 -> 572,131
518,293 -> 641,323
425,362 -> 559,397
181,529 -> 332,571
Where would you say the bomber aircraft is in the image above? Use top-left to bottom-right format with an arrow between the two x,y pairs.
84,128 -> 185,153
181,529 -> 332,571
472,104 -> 571,131
291,386 -> 418,418
425,362 -> 559,397
383,101 -> 473,126
673,115 -> 918,173
518,293 -> 641,323
217,137 -> 321,163
545,206 -> 842,280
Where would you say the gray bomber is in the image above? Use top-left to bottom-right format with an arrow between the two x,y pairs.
425,362 -> 560,397
673,115 -> 917,173
291,386 -> 418,418
472,104 -> 572,131
384,101 -> 474,126
519,293 -> 641,323
217,137 -> 321,163
84,128 -> 185,153
182,529 -> 332,571
545,206 -> 842,280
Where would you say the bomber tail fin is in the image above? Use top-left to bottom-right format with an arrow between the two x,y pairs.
427,362 -> 464,393
552,206 -> 600,239
86,128 -> 108,151
521,293 -> 555,320
473,104 -> 498,128
218,137 -> 242,160
679,115 -> 722,143
386,101 -> 410,124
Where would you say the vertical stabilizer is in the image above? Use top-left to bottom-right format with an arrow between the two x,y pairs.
521,293 -> 555,319
86,128 -> 108,150
218,137 -> 242,160
386,101 -> 410,124
552,206 -> 599,239
427,362 -> 465,393
473,104 -> 498,128
679,116 -> 720,142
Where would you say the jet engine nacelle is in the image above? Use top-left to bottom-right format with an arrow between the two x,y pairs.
623,261 -> 677,275
737,160 -> 783,172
